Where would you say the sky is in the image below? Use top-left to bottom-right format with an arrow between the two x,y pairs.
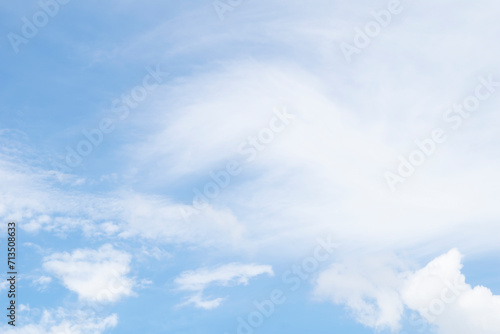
0,0 -> 500,333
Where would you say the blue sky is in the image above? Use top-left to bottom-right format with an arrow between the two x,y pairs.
1,0 -> 500,333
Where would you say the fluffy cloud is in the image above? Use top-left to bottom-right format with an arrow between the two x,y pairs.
314,249 -> 500,333
402,249 -> 500,334
43,244 -> 134,303
175,263 -> 274,309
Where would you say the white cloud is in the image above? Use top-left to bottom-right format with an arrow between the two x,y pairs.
183,294 -> 225,310
314,249 -> 500,333
402,249 -> 500,334
4,0 -> 500,256
0,141 -> 245,249
139,245 -> 171,261
0,144 -> 122,237
138,278 -> 153,289
0,137 -> 246,249
109,35 -> 500,259
32,275 -> 52,291
115,192 -> 245,247
0,280 -> 9,292
313,253 -> 409,331
0,308 -> 118,334
43,244 -> 134,303
175,263 -> 274,309
2,0 -> 500,331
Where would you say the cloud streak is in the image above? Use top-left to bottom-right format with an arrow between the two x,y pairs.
175,263 -> 274,309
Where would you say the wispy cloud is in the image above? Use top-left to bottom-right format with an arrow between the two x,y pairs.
175,263 -> 274,309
